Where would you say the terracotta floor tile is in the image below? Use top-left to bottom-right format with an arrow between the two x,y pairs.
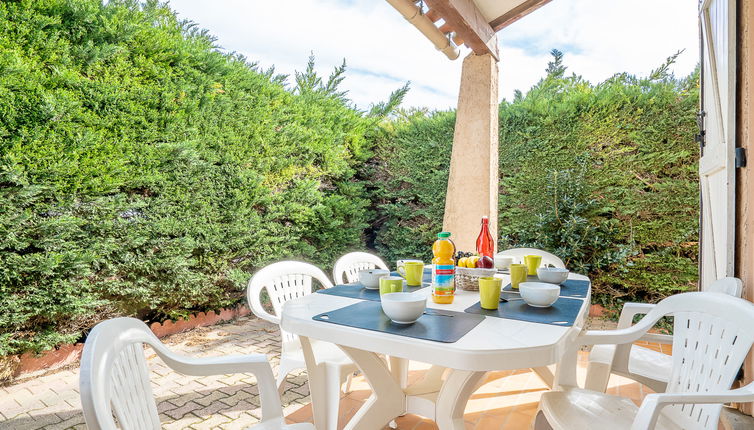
616,382 -> 643,406
414,419 -> 439,430
474,413 -> 506,430
501,410 -> 536,429
285,403 -> 312,422
394,413 -> 424,430
346,388 -> 371,401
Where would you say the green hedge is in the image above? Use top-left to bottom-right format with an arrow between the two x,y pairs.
373,51 -> 700,306
0,0 -> 403,355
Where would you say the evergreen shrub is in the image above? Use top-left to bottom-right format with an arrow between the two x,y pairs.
0,0 -> 404,355
374,51 -> 700,307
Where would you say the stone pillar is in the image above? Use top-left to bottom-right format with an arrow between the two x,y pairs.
442,52 -> 499,253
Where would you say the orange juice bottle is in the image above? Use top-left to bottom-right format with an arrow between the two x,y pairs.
432,232 -> 456,304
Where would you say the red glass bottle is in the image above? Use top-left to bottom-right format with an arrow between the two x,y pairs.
476,216 -> 494,258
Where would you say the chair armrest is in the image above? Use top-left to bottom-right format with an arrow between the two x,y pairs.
638,332 -> 673,344
254,310 -> 281,325
575,326 -> 653,347
617,302 -> 656,329
555,313 -> 663,389
631,385 -> 754,430
158,352 -> 274,376
154,350 -> 283,421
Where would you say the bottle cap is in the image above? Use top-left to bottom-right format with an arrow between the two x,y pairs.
438,232 -> 451,238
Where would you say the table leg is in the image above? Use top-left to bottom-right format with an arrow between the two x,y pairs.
388,356 -> 409,389
531,365 -> 555,388
299,336 -> 343,430
434,369 -> 487,430
388,356 -> 409,427
338,346 -> 406,430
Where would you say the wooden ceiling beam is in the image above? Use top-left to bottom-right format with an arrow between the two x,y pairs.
489,0 -> 552,32
424,0 -> 498,60
425,8 -> 442,23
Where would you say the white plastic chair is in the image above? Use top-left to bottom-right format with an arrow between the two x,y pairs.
332,251 -> 389,284
79,317 -> 312,430
247,261 -> 357,430
497,247 -> 566,268
533,292 -> 754,430
585,277 -> 744,393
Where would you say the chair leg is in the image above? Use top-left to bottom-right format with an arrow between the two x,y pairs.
276,358 -> 296,395
324,364 -> 343,430
584,361 -> 611,392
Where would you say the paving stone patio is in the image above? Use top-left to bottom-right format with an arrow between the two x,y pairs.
0,315 -> 658,430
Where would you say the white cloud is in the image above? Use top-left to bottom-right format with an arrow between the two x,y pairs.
167,0 -> 699,110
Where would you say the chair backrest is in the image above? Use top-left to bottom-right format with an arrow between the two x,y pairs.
642,293 -> 754,429
332,252 -> 389,284
80,318 -> 167,430
247,261 -> 333,326
497,247 -> 566,268
707,276 -> 743,297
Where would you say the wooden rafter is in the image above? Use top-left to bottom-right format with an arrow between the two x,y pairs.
489,0 -> 552,32
425,8 -> 442,23
424,0 -> 498,60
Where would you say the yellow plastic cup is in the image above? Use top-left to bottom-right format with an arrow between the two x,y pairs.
398,261 -> 424,286
524,255 -> 542,276
379,276 -> 404,295
478,277 -> 502,310
510,264 -> 528,290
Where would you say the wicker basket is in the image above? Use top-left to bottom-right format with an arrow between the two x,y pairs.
455,267 -> 497,291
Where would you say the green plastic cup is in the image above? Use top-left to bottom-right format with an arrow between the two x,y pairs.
379,276 -> 404,295
524,255 -> 542,276
398,261 -> 424,286
478,277 -> 503,310
510,264 -> 528,290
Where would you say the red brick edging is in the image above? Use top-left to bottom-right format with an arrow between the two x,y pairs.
589,304 -> 608,317
5,305 -> 251,382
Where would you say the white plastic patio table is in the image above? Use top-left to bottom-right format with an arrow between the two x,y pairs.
281,273 -> 590,430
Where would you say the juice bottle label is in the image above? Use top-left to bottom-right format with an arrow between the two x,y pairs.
433,264 -> 455,296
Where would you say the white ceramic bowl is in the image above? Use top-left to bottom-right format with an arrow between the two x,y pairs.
494,255 -> 514,270
359,269 -> 390,289
381,292 -> 426,324
536,267 -> 569,284
519,282 -> 560,307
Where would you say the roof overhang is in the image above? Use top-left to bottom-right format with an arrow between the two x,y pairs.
386,0 -> 552,61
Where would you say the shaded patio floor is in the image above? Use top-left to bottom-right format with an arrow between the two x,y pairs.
0,314 -> 662,430
285,351 -> 657,430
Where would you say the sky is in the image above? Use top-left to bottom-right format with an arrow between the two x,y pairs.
167,0 -> 699,111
